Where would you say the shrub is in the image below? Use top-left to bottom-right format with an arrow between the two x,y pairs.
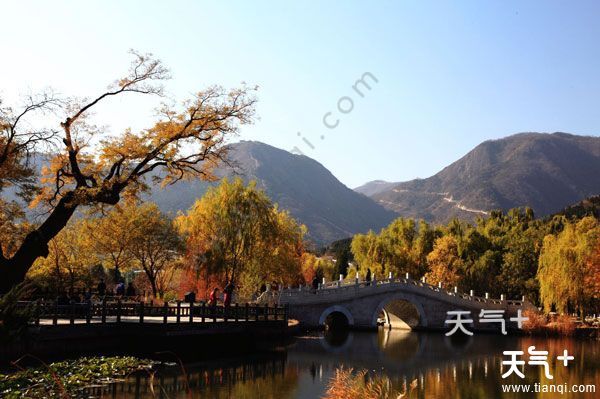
551,314 -> 576,336
522,309 -> 547,334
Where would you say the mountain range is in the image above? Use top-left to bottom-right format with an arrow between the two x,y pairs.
4,132 -> 599,245
355,132 -> 600,223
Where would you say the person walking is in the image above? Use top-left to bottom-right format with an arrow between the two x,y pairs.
366,268 -> 372,285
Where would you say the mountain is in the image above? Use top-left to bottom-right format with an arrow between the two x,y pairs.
146,141 -> 397,244
354,180 -> 397,197
363,132 -> 600,223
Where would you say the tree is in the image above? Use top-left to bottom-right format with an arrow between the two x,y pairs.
350,231 -> 382,276
0,92 -> 60,194
128,203 -> 183,298
177,178 -> 305,298
351,218 -> 428,279
537,216 -> 599,316
424,235 -> 462,288
83,203 -> 140,282
28,220 -> 97,295
0,51 -> 256,292
334,247 -> 350,279
253,208 -> 305,285
0,201 -> 30,260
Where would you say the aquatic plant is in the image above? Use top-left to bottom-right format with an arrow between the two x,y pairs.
323,367 -> 416,399
0,356 -> 155,398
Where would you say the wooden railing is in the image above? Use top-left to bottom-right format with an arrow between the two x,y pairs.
18,300 -> 288,326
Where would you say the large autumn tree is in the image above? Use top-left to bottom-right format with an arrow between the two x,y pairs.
0,51 -> 256,293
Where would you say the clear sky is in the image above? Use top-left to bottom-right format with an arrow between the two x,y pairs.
2,1 -> 599,188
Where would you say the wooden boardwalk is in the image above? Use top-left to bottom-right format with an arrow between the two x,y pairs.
19,300 -> 288,327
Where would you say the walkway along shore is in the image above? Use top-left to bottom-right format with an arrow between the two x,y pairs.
1,301 -> 298,362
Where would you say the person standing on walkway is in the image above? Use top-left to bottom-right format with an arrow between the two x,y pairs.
209,287 -> 219,307
97,278 -> 106,297
223,281 -> 235,308
126,282 -> 136,298
312,276 -> 319,293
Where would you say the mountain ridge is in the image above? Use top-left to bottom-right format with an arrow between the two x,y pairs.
362,132 -> 600,222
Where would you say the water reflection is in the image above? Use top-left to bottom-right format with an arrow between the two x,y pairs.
101,330 -> 599,398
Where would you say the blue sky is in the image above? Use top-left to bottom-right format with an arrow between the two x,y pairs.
2,1 -> 599,187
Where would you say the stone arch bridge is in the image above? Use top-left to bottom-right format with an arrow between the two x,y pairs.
278,277 -> 536,331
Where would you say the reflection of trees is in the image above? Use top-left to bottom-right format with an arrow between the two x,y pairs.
296,331 -> 600,399
87,355 -> 298,398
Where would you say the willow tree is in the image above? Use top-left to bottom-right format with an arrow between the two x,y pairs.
0,51 -> 256,293
537,216 -> 599,316
177,178 -> 305,296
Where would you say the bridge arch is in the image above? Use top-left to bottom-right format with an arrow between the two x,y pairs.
371,294 -> 428,329
319,305 -> 355,329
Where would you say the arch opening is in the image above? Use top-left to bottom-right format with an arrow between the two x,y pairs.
378,299 -> 420,330
324,311 -> 350,331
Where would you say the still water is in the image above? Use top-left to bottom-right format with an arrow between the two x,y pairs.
103,330 -> 599,398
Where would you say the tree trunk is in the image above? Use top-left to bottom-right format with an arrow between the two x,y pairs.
0,193 -> 78,294
151,281 -> 159,299
142,264 -> 159,299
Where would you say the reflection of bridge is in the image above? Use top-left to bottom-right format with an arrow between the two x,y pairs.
279,277 -> 535,330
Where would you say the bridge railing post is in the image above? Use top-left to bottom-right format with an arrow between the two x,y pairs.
190,301 -> 195,323
53,300 -> 58,325
139,301 -> 144,324
116,299 -> 122,323
264,303 -> 269,321
33,300 -> 40,326
163,301 -> 168,324
176,301 -> 181,323
69,302 -> 75,325
86,301 -> 92,324
101,298 -> 107,324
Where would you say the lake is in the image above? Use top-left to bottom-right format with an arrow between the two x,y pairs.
101,329 -> 599,398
